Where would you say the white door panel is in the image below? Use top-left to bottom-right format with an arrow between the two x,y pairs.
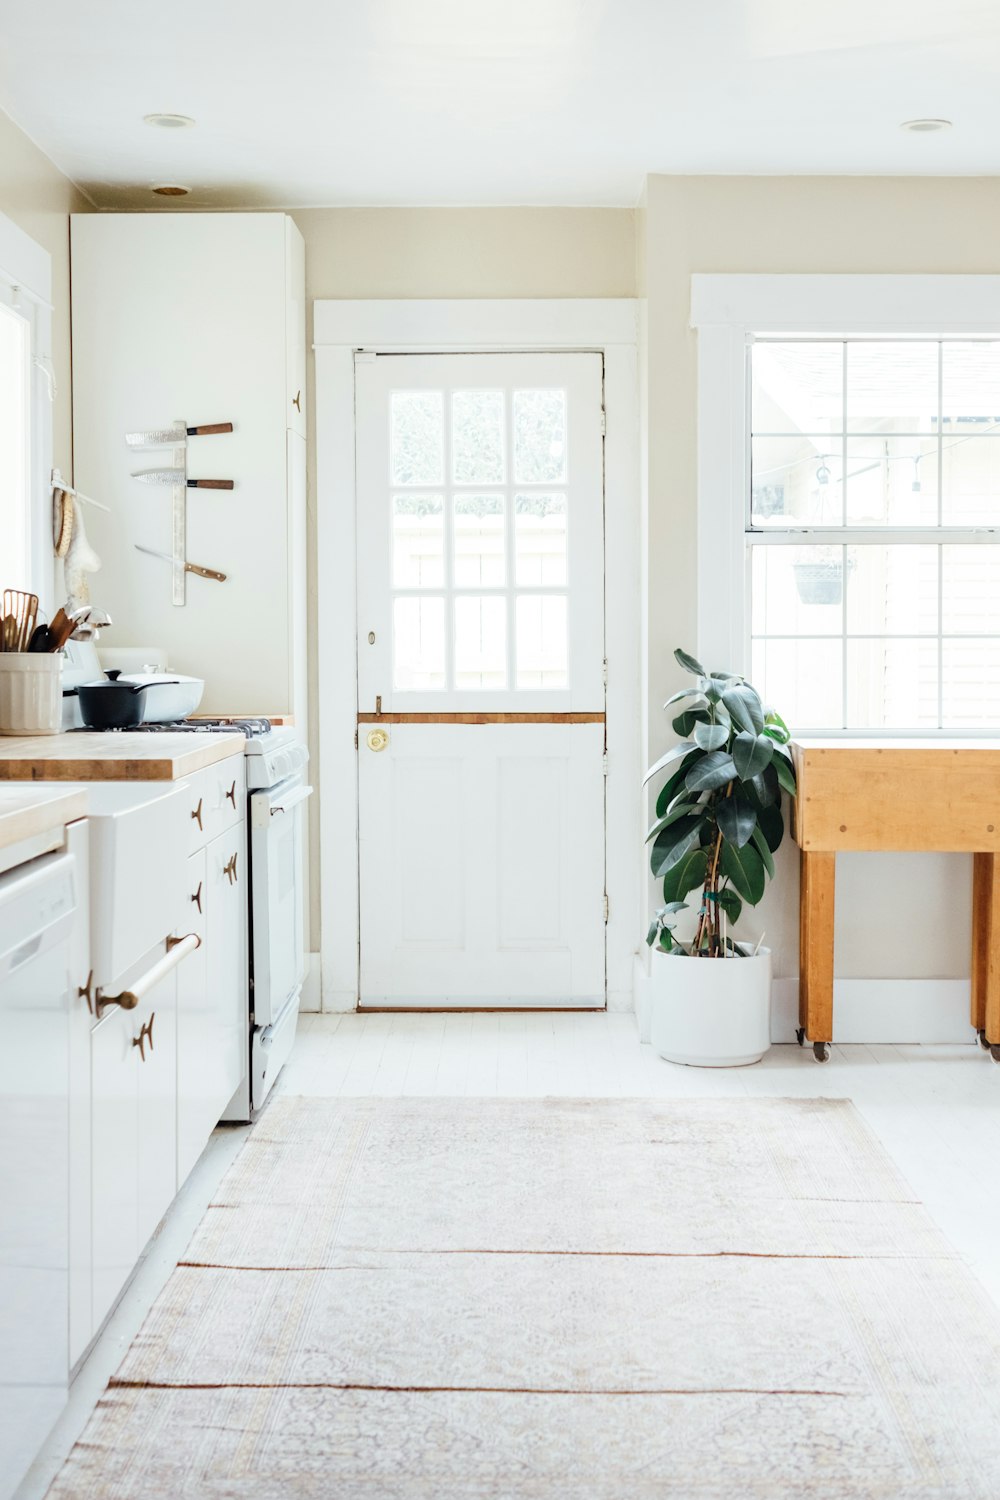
359,724 -> 605,1005
356,350 -> 606,1009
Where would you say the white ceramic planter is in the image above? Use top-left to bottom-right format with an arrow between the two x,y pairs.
650,946 -> 772,1067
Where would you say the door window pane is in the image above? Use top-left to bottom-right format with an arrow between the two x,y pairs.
751,341 -> 843,436
393,596 -> 445,690
392,494 -> 443,587
455,596 -> 507,689
452,390 -> 505,484
513,389 -> 567,483
846,342 -> 939,433
516,595 -> 568,689
845,640 -> 938,728
454,494 -> 505,586
391,391 -> 444,485
515,493 -> 567,585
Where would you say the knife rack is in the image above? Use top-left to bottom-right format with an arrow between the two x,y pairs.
169,421 -> 187,607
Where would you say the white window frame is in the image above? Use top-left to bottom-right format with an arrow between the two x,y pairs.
314,299 -> 640,1013
691,274 -> 1000,734
0,210 -> 53,607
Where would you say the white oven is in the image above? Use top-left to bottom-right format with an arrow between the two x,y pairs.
249,770 -> 312,1028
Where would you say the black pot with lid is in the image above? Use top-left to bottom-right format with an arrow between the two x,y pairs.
63,669 -> 179,730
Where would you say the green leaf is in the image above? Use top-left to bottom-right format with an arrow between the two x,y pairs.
672,708 -> 710,737
732,730 -> 774,780
645,802 -> 702,843
663,688 -> 710,710
674,647 -> 705,676
757,803 -> 785,853
693,720 -> 728,752
685,751 -> 737,793
721,684 -> 765,735
651,815 -> 706,878
715,887 -> 743,924
658,931 -> 673,952
643,741 -> 696,786
719,841 -> 766,905
716,792 -> 757,849
763,710 -> 791,744
750,824 -> 775,878
662,847 -> 709,903
661,900 -> 689,915
654,754 -> 698,817
646,921 -> 658,946
772,754 -> 797,797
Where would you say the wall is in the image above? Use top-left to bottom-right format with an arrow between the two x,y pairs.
0,108 -> 90,481
641,175 -> 1000,984
292,207 -> 637,950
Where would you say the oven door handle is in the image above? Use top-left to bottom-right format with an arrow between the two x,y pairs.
267,784 -> 313,817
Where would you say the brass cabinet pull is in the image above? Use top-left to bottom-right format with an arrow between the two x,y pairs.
78,969 -> 94,1015
192,796 -> 203,831
96,987 -> 139,1018
97,933 -> 201,1017
223,852 -> 238,884
226,779 -> 237,807
292,389 -> 301,412
132,1013 -> 155,1062
192,880 -> 203,914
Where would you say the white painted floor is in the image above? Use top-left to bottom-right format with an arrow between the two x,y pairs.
15,1012 -> 1000,1500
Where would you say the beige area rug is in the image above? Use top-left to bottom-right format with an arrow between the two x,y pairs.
48,1097 -> 1000,1499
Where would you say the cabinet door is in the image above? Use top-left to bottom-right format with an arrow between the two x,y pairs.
285,217 -> 306,437
91,1010 -> 137,1330
176,849 -> 211,1186
135,977 -> 177,1250
65,820 -> 93,1368
206,823 -> 247,1113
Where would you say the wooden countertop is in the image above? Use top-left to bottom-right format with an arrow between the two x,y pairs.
0,786 -> 88,851
0,731 -> 245,783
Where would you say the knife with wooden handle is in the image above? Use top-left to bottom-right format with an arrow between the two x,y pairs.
134,544 -> 227,581
131,469 -> 234,490
125,421 -> 233,446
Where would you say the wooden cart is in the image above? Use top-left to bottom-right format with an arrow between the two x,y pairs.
791,737 -> 1000,1061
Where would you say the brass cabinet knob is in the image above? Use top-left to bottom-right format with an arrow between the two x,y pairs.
78,969 -> 94,1015
292,389 -> 301,412
223,852 -> 238,884
132,1013 -> 155,1062
191,797 -> 203,831
366,728 -> 389,752
191,880 -> 203,914
226,780 -> 237,807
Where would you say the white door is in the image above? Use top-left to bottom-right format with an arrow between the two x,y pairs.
356,351 -> 606,1008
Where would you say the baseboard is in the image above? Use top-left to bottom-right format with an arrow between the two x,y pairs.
772,977 -> 975,1044
321,986 -> 358,1014
299,952 -> 322,1012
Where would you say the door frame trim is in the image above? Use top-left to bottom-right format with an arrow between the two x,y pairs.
315,299 -> 641,1013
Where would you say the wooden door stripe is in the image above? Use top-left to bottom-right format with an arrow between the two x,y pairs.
357,712 -> 605,725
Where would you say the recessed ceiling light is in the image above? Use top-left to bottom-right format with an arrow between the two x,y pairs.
900,118 -> 952,132
144,112 -> 196,129
151,184 -> 190,197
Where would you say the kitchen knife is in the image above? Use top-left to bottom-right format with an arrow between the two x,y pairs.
132,469 -> 234,490
125,422 -> 233,447
134,544 -> 227,581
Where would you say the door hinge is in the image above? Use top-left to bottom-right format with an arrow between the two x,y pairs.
602,657 -> 608,687
600,407 -> 606,436
603,893 -> 609,922
602,751 -> 609,776
354,728 -> 359,749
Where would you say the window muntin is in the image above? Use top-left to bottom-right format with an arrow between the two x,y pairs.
749,338 -> 1000,731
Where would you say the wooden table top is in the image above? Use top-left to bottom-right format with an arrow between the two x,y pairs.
0,731 -> 245,783
0,786 -> 88,851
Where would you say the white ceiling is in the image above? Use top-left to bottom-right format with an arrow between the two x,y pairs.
3,0 -> 1000,209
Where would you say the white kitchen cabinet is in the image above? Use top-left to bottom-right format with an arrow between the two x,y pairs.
70,212 -> 307,719
66,817 -> 93,1370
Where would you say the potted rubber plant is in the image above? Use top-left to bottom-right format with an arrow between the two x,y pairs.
643,648 -> 796,1067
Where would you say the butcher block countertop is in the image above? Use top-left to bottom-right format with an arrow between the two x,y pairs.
0,786 -> 89,851
0,731 -> 245,783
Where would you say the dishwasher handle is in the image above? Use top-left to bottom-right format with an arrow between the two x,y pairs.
96,932 -> 201,1017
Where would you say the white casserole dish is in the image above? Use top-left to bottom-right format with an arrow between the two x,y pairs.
117,672 -> 205,723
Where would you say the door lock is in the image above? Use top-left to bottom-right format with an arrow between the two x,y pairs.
366,728 -> 389,752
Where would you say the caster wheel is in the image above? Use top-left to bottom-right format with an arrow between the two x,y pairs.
813,1042 -> 831,1063
990,1044 -> 1000,1065
979,1029 -> 990,1051
795,1028 -> 806,1048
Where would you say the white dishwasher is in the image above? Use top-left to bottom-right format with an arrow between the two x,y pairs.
0,847 -> 77,1500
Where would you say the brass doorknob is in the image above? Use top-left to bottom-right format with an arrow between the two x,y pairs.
366,728 -> 389,752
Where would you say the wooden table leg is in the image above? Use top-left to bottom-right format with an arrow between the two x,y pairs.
800,850 -> 835,1047
972,852 -> 1000,1047
972,853 -> 992,1037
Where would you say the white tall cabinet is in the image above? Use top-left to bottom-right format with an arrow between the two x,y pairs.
70,212 -> 307,720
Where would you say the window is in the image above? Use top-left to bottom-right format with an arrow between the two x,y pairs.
0,300 -> 31,587
750,337 -> 1000,730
